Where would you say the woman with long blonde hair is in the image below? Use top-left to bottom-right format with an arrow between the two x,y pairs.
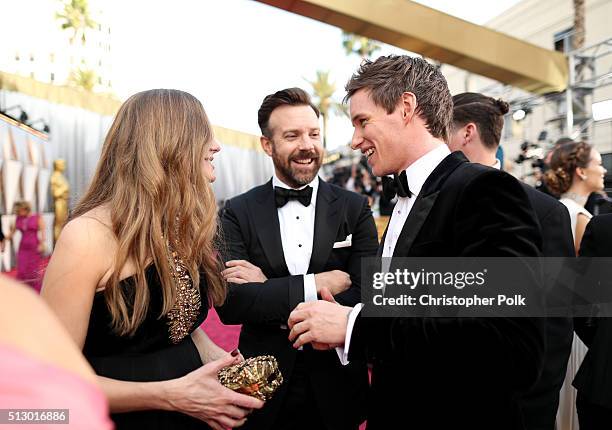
42,89 -> 262,430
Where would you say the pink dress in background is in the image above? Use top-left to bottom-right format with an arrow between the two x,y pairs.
15,215 -> 43,292
0,344 -> 113,430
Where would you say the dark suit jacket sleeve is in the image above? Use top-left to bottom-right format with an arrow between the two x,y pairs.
216,199 -> 307,326
574,215 -> 606,346
540,202 -> 575,258
332,196 -> 379,307
350,170 -> 545,392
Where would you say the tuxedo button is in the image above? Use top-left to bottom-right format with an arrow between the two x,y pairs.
296,216 -> 299,219
298,244 -> 302,247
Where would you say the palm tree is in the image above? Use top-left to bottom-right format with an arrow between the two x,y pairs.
307,71 -> 346,148
69,68 -> 97,91
573,0 -> 585,50
342,32 -> 382,59
55,0 -> 97,45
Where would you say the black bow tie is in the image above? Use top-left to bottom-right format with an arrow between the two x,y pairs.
274,186 -> 313,208
382,171 -> 412,200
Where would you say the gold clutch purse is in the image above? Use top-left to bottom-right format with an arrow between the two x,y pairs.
218,355 -> 283,401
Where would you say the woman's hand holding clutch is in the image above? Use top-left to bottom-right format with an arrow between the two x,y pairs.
165,354 -> 263,430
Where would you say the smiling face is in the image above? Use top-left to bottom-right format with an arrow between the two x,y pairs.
202,138 -> 221,182
262,104 -> 323,188
349,89 -> 410,176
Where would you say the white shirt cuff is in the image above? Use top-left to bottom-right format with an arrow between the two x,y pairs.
303,274 -> 318,302
335,303 -> 363,365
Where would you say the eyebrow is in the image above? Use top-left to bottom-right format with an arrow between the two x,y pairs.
351,113 -> 366,124
281,127 -> 320,134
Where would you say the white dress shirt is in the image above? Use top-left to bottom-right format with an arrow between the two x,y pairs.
272,174 -> 319,303
337,144 -> 451,364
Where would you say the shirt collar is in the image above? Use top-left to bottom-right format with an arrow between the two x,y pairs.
492,158 -> 501,170
402,144 -> 450,198
272,173 -> 320,206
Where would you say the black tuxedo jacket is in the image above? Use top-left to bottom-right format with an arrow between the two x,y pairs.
573,214 -> 612,409
217,178 -> 378,430
349,152 -> 545,430
519,185 -> 575,430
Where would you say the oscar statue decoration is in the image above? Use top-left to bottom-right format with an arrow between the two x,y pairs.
50,159 -> 69,242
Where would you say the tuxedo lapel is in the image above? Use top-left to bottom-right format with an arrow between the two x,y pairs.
378,224 -> 389,257
392,192 -> 440,257
392,152 -> 468,257
307,179 -> 343,274
250,180 -> 290,276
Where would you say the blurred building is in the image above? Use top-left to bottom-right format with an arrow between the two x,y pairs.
442,0 -> 612,181
0,0 -> 112,93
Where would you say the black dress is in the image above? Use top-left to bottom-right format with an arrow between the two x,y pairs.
83,264 -> 210,429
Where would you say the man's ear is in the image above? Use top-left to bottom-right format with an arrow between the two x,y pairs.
464,122 -> 478,146
260,136 -> 273,157
400,92 -> 417,124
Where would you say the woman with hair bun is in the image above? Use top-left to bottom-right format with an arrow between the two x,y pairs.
544,141 -> 607,254
544,140 -> 607,430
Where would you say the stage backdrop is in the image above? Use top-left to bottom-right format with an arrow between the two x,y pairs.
0,113 -> 54,271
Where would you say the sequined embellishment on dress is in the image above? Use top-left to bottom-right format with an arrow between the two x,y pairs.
166,249 -> 201,344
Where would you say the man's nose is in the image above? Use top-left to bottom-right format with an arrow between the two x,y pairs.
350,129 -> 363,151
298,135 -> 315,151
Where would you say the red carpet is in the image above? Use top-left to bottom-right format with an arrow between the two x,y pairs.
200,308 -> 241,351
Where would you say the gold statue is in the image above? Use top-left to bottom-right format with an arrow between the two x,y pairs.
50,159 -> 70,242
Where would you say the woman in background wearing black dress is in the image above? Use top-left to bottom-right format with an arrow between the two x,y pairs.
41,89 -> 263,430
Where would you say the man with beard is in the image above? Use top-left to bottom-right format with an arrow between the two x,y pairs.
217,88 -> 378,430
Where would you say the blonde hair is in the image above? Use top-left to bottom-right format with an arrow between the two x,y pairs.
13,200 -> 32,214
73,89 -> 225,336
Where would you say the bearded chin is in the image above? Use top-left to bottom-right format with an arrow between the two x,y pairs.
275,161 -> 316,187
292,171 -> 314,186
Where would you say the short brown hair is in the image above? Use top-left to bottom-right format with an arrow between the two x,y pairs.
544,141 -> 593,196
452,92 -> 509,149
258,88 -> 320,138
344,55 -> 453,142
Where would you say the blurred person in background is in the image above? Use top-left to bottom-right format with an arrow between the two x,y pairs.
585,191 -> 612,216
544,141 -> 607,254
5,200 -> 46,291
544,140 -> 607,430
449,92 -> 575,430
